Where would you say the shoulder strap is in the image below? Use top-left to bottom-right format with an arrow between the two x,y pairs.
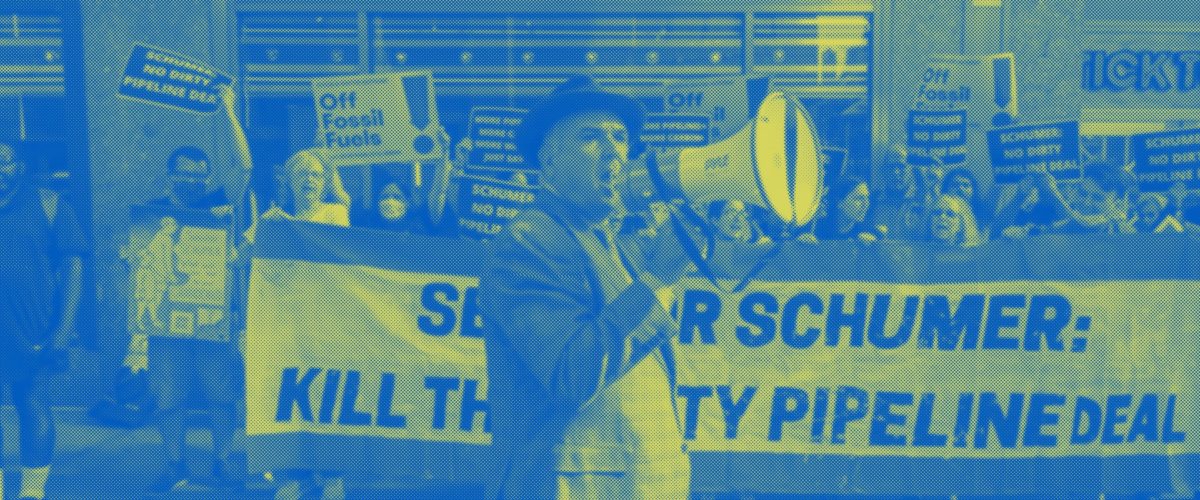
38,188 -> 59,225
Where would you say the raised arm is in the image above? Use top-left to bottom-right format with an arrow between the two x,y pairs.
216,84 -> 254,206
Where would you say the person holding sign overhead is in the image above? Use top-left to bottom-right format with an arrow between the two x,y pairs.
145,84 -> 255,495
479,75 -> 697,499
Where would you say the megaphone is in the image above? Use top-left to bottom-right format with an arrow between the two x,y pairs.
619,92 -> 824,227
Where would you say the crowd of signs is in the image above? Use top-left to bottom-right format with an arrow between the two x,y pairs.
909,52 -> 1200,191
115,43 -> 1200,344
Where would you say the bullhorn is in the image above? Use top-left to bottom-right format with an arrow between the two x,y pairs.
619,92 -> 824,227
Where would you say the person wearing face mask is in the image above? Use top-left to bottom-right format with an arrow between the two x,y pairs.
814,176 -> 884,243
355,180 -> 416,232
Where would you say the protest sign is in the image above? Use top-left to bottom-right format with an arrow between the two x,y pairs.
455,175 -> 536,239
642,113 -> 711,149
907,109 -> 967,167
247,220 -> 1200,496
312,71 -> 443,167
465,107 -> 528,173
987,121 -> 1081,183
1131,128 -> 1200,191
117,43 -> 233,114
821,147 -> 848,177
913,53 -> 1018,128
126,204 -> 230,342
664,76 -> 771,143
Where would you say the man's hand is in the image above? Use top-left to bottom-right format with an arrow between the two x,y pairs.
638,213 -> 702,288
123,333 -> 149,374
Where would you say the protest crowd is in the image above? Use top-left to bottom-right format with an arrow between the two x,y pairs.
3,4 -> 1200,500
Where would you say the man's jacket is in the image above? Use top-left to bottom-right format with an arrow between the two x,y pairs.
478,194 -> 690,499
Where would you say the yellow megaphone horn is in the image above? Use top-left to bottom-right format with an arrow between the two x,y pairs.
619,92 -> 824,226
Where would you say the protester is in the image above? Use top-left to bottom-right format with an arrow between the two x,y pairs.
262,148 -> 350,225
992,174 -> 1070,239
814,176 -> 883,243
1133,192 -> 1184,234
927,194 -> 983,248
261,146 -> 351,500
0,141 -> 85,500
1062,161 -> 1137,235
941,167 -> 991,235
144,85 -> 252,494
709,199 -> 767,244
354,179 -> 416,232
479,75 -> 693,499
871,144 -> 934,240
992,163 -> 1135,239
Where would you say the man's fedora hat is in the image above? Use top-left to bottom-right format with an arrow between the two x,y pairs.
515,75 -> 647,166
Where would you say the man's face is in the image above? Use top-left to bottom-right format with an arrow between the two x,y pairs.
170,156 -> 211,204
0,144 -> 23,197
540,111 -> 629,223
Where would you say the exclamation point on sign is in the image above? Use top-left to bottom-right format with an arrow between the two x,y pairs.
403,75 -> 435,154
992,57 -> 1014,127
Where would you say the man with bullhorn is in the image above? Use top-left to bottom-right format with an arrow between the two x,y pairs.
480,73 -> 825,499
478,75 -> 695,499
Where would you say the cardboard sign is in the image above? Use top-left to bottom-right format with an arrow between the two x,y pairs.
456,175 -> 537,239
126,204 -> 230,342
913,53 -> 1018,128
822,147 -> 849,177
664,76 -> 771,143
642,113 -> 710,149
1131,128 -> 1200,190
312,71 -> 443,167
465,107 -> 528,173
907,109 -> 967,167
118,43 -> 233,114
987,121 -> 1081,183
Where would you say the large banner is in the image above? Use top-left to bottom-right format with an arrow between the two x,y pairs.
247,222 -> 1200,496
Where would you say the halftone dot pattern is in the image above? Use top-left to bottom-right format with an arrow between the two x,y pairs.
4,1 -> 1200,498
